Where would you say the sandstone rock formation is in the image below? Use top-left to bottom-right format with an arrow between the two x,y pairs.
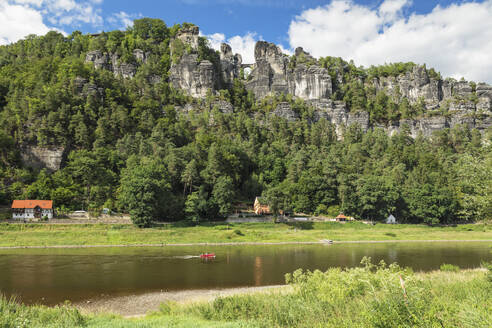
210,99 -> 234,113
270,102 -> 299,122
169,53 -> 215,98
21,146 -> 65,172
175,26 -> 199,50
245,43 -> 332,101
370,65 -> 492,135
84,28 -> 492,137
85,49 -> 148,78
220,43 -> 242,88
168,26 -> 243,97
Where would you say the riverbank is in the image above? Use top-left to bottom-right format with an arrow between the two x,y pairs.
75,285 -> 288,317
1,264 -> 490,327
0,221 -> 490,247
0,239 -> 491,249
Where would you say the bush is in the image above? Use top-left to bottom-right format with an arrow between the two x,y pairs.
440,263 -> 460,272
482,261 -> 492,282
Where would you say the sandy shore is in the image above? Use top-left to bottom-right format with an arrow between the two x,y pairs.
75,285 -> 288,317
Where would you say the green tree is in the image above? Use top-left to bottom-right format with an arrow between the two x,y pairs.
118,156 -> 171,227
454,153 -> 492,220
212,176 -> 235,216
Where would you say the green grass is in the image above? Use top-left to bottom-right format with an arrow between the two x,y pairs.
1,259 -> 491,327
0,221 -> 490,247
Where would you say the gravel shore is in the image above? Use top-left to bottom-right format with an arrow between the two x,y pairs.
75,285 -> 288,317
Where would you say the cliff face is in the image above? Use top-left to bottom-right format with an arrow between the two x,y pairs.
370,66 -> 492,136
84,28 -> 492,137
169,53 -> 216,98
168,27 -> 242,97
21,146 -> 65,172
85,49 -> 149,79
245,43 -> 332,100
168,26 -> 216,98
244,42 -> 491,137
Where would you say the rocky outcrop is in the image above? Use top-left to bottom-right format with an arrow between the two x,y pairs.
170,53 -> 215,98
210,99 -> 234,113
85,49 -> 148,79
373,66 -> 441,109
21,146 -> 64,172
168,26 -> 243,97
245,43 -> 332,101
290,64 -> 332,100
476,83 -> 492,112
220,43 -> 242,88
372,66 -> 491,115
270,102 -> 299,122
83,27 -> 491,136
175,26 -> 199,50
73,76 -> 103,97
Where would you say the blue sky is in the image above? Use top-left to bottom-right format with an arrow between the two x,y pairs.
1,1 -> 492,82
94,0 -> 471,46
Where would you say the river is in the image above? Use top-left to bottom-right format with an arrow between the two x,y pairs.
0,241 -> 490,305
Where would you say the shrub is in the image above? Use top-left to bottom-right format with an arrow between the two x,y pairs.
440,263 -> 460,272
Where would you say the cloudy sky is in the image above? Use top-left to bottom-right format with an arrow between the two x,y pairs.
1,0 -> 492,83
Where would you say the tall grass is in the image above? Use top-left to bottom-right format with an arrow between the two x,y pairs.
0,296 -> 85,328
184,257 -> 492,327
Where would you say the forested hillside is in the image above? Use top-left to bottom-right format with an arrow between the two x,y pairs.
0,18 -> 490,226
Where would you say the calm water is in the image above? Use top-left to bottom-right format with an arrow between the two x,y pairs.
0,242 -> 490,305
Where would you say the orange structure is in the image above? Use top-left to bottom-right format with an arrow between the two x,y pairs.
254,197 -> 270,215
11,200 -> 54,220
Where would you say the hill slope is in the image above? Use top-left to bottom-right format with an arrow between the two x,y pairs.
0,18 -> 490,225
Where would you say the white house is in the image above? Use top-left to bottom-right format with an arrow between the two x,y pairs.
12,200 -> 53,220
386,214 -> 397,224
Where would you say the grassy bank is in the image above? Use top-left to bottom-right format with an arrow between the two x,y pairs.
1,260 -> 491,327
0,221 -> 491,247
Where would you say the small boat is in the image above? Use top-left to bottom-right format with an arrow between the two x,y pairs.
200,253 -> 216,259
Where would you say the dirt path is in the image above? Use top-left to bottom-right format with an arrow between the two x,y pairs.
75,285 -> 288,317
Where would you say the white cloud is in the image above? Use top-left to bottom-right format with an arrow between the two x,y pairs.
107,11 -> 136,29
0,1 -> 52,44
288,0 -> 492,83
12,0 -> 43,6
227,32 -> 259,64
379,0 -> 411,22
204,31 -> 260,64
206,32 -> 225,50
0,0 -> 106,45
44,0 -> 103,26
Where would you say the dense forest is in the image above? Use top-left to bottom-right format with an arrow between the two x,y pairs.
0,19 -> 490,226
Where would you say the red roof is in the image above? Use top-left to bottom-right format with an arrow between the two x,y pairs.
12,200 -> 53,209
336,214 -> 349,219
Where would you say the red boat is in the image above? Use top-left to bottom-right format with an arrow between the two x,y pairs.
200,253 -> 216,259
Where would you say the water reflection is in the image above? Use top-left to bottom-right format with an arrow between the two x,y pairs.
254,256 -> 263,286
0,242 -> 490,305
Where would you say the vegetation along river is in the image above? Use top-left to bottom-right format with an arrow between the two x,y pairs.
0,242 -> 490,306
